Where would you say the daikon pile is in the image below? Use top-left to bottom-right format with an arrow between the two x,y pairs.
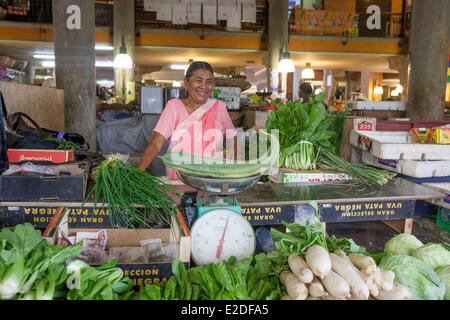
279,251 -> 410,300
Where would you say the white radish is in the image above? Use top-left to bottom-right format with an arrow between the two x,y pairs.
305,245 -> 331,279
329,253 -> 370,300
377,270 -> 395,292
374,283 -> 411,300
359,270 -> 379,297
335,250 -> 360,272
308,278 -> 327,298
348,253 -> 377,275
288,254 -> 314,284
280,271 -> 308,300
335,250 -> 379,295
321,270 -> 351,299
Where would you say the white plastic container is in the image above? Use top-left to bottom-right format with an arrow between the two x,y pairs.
350,130 -> 450,160
361,151 -> 450,178
347,101 -> 406,111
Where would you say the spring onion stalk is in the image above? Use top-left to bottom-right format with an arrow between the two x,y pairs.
86,158 -> 176,228
319,149 -> 397,186
0,257 -> 25,299
279,141 -> 318,171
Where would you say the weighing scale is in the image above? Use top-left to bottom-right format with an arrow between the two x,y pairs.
178,172 -> 260,266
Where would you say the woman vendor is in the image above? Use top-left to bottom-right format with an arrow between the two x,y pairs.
137,61 -> 236,179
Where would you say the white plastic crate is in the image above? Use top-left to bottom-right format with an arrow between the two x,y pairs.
347,101 -> 406,111
350,130 -> 450,160
361,151 -> 450,178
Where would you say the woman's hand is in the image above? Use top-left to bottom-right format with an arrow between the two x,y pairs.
137,133 -> 167,171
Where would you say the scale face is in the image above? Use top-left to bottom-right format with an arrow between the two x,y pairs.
190,209 -> 256,266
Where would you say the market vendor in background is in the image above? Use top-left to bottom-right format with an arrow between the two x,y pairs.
299,82 -> 313,103
137,61 -> 236,180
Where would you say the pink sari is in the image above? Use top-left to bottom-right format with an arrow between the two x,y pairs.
166,99 -> 221,180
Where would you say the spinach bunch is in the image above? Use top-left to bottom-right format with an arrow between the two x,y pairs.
66,260 -> 134,300
138,256 -> 281,300
265,94 -> 336,151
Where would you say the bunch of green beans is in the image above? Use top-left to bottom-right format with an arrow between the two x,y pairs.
86,159 -> 176,228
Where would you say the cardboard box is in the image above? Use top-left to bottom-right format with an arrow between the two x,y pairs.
63,227 -> 191,287
432,128 -> 450,144
7,149 -> 75,164
410,127 -> 450,144
0,162 -> 88,201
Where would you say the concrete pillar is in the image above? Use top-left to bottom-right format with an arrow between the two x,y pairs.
114,0 -> 135,103
360,71 -> 370,99
345,71 -> 353,99
407,0 -> 449,120
389,55 -> 410,100
293,68 -> 302,100
24,61 -> 35,85
267,0 -> 289,92
52,0 -> 97,150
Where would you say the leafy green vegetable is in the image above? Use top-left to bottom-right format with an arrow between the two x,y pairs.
380,254 -> 446,300
46,137 -> 81,151
66,259 -> 134,300
411,243 -> 450,270
266,94 -> 336,171
0,224 -> 82,300
436,266 -> 450,300
384,233 -> 424,255
136,257 -> 280,301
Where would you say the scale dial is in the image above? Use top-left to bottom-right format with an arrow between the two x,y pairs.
190,209 -> 256,266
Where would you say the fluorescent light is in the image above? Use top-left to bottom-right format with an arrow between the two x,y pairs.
96,61 -> 114,68
172,81 -> 182,87
170,64 -> 189,70
40,61 -> 114,68
95,45 -> 114,51
34,54 -> 55,60
41,61 -> 55,68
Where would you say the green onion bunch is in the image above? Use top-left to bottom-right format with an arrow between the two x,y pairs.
278,141 -> 319,171
318,149 -> 397,186
86,158 -> 176,228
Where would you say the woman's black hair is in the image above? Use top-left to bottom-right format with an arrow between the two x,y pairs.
185,61 -> 214,80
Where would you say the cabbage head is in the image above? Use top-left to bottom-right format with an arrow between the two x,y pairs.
380,254 -> 445,300
411,243 -> 450,270
436,266 -> 450,300
384,234 -> 423,255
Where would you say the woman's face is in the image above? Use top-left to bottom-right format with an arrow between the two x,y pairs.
184,69 -> 215,105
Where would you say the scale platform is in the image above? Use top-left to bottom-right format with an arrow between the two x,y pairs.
177,171 -> 261,217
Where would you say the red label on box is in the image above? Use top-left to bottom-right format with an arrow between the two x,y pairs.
7,149 -> 75,164
357,121 -> 374,131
